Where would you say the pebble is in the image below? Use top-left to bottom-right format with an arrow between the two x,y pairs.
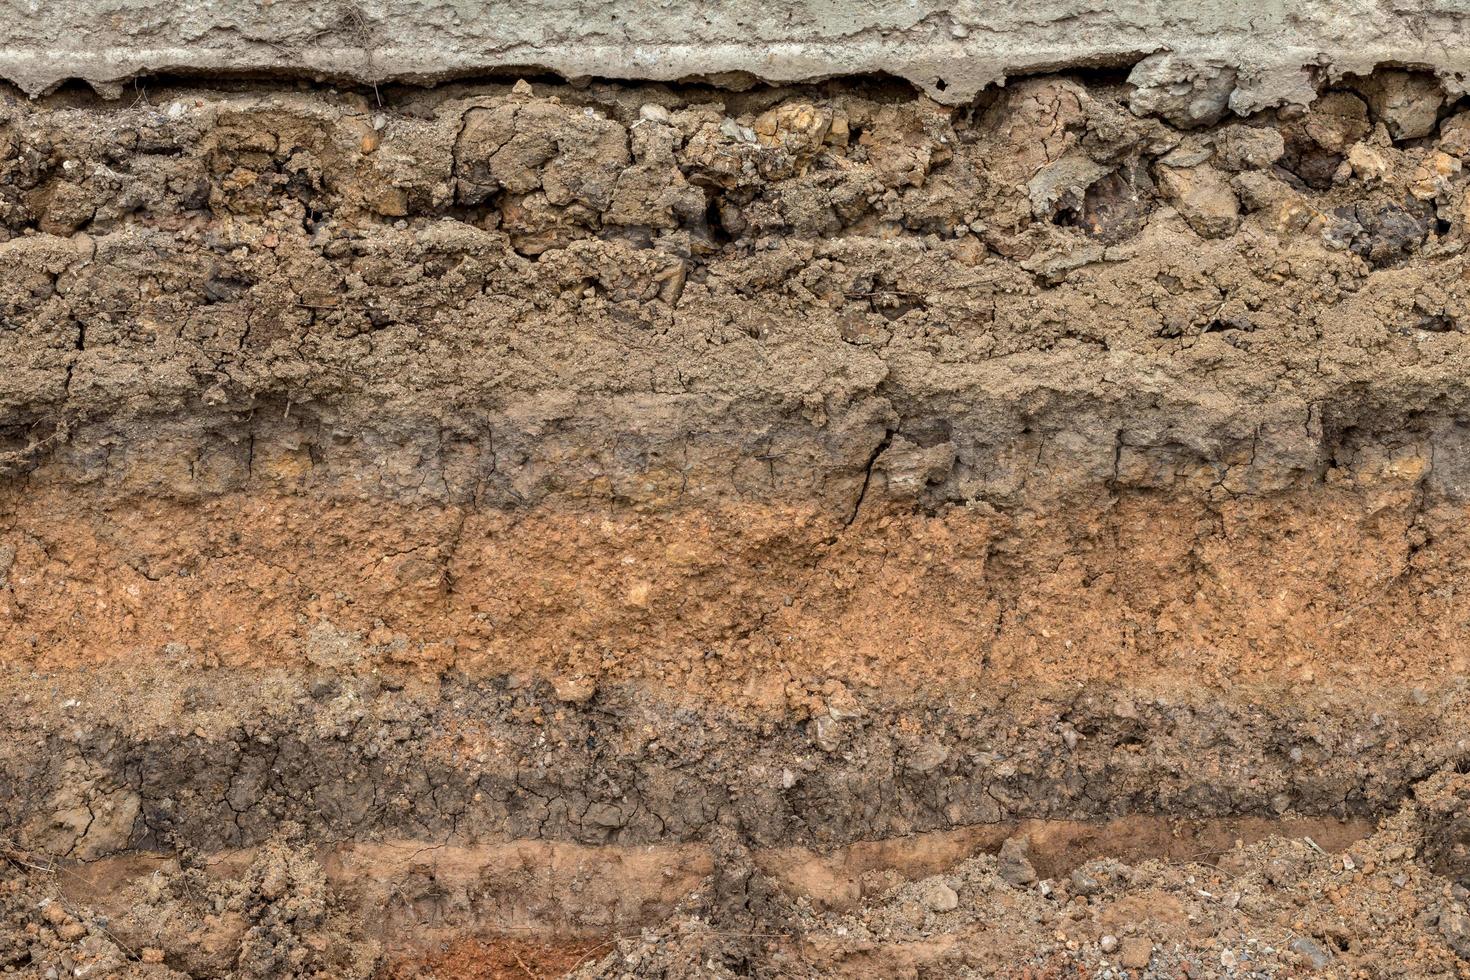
813,715 -> 842,752
1287,936 -> 1333,969
999,835 -> 1038,887
921,880 -> 960,913
907,741 -> 949,772
639,103 -> 672,125
1440,909 -> 1470,958
551,675 -> 597,704
1071,868 -> 1102,895
1156,164 -> 1241,239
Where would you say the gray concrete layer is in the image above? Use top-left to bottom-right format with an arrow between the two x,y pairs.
1,0 -> 1469,109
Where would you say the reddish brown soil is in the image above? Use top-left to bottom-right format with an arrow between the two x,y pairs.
2,483 -> 1462,703
382,938 -> 603,980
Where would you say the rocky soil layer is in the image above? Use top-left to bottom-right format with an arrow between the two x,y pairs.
4,68 -> 1470,975
5,769 -> 1470,977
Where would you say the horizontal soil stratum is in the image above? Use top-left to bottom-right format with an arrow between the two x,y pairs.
5,61 -> 1470,978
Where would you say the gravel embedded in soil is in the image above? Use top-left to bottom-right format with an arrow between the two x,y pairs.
11,768 -> 1467,977
571,770 -> 1470,978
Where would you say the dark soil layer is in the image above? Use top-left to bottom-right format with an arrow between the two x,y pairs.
0,673 -> 1458,859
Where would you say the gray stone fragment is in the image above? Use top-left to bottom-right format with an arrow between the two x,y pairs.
1441,910 -> 1470,958
1070,868 -> 1102,895
920,879 -> 960,912
1288,936 -> 1334,969
998,835 -> 1037,887
1128,55 -> 1238,127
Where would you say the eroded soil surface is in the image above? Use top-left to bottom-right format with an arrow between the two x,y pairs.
4,66 -> 1470,975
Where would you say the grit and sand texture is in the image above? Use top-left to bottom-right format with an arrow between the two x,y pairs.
6,47 -> 1470,980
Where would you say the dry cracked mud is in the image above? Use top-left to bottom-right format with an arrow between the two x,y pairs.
5,64 -> 1470,977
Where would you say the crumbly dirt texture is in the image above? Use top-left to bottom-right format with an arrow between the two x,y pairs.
5,66 -> 1470,976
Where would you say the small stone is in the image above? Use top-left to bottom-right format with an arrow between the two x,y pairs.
1027,151 -> 1112,220
1118,937 -> 1153,970
1288,936 -> 1333,969
826,686 -> 865,720
752,102 -> 832,153
552,675 -> 597,704
368,185 -> 409,217
818,114 -> 848,150
1441,111 -> 1470,156
511,79 -> 534,97
1440,909 -> 1470,958
1159,139 -> 1214,169
1070,868 -> 1102,895
1347,142 -> 1394,183
624,580 -> 652,609
998,835 -> 1038,887
1127,54 -> 1237,127
907,742 -> 949,773
813,715 -> 842,752
638,103 -> 672,125
920,880 -> 960,912
1101,934 -> 1119,953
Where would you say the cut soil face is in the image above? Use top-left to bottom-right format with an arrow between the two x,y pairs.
5,68 -> 1470,976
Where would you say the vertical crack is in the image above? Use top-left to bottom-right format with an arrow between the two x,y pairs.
844,427 -> 894,527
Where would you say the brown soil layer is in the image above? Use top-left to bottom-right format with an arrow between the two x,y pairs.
6,67 -> 1470,975
1,486 -> 1465,693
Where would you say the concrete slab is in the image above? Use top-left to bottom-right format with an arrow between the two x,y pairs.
3,0 -> 1470,110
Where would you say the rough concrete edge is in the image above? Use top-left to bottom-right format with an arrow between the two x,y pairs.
1,39 -> 1467,110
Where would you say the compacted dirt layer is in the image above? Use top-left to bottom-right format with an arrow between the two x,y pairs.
5,67 -> 1470,975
